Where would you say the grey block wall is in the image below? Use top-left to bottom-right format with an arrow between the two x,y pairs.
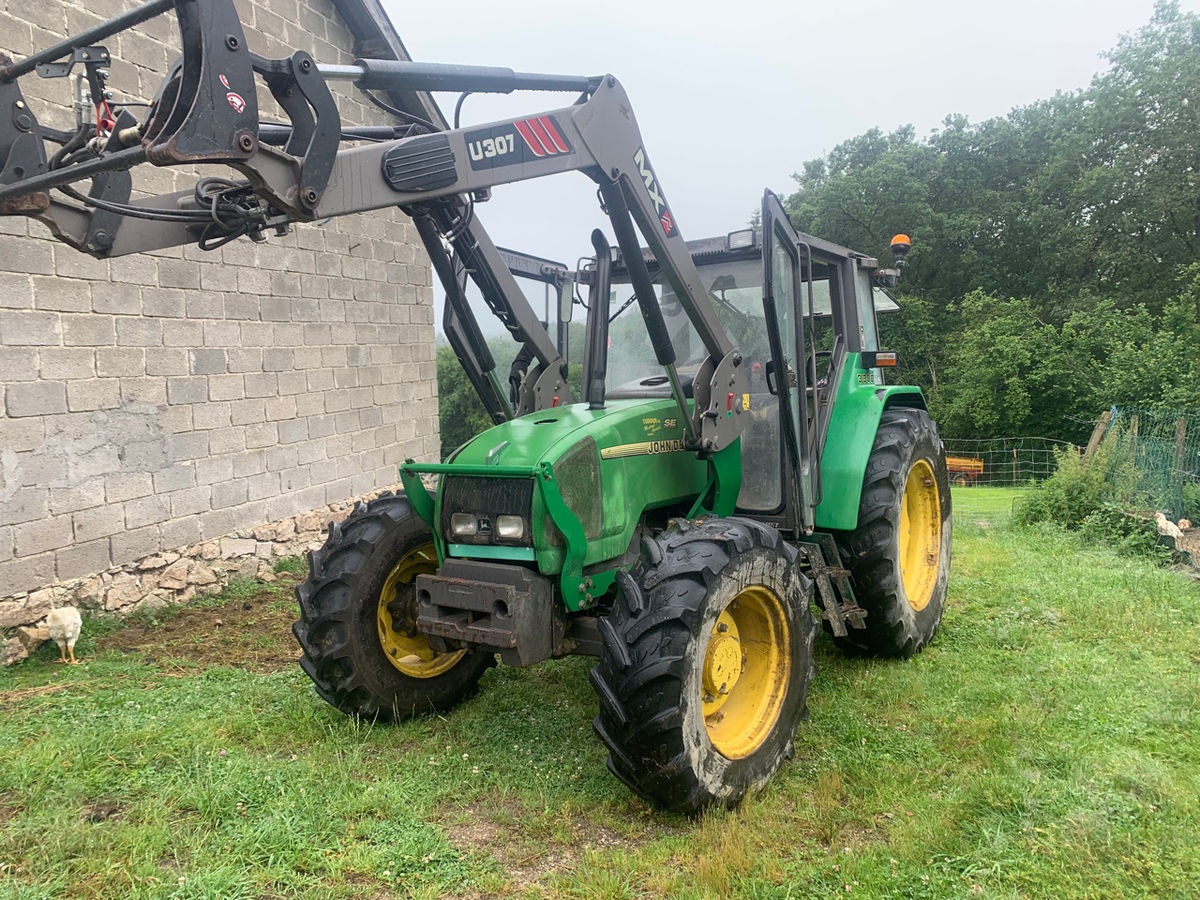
0,0 -> 439,598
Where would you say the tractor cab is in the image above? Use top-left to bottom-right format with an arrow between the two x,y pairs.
569,191 -> 909,537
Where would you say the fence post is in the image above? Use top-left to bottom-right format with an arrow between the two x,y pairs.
1174,418 -> 1188,518
1084,410 -> 1112,460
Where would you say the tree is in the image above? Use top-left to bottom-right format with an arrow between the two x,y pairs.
782,2 -> 1200,440
1094,267 -> 1200,412
1071,1 -> 1200,312
787,126 -> 938,270
435,344 -> 492,460
786,4 -> 1200,315
932,292 -> 1080,441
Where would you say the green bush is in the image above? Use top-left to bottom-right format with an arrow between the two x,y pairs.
1079,504 -> 1174,564
1183,481 -> 1200,523
1014,438 -> 1139,529
1017,433 -> 1186,568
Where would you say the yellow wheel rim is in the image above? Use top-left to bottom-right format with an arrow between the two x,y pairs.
899,459 -> 942,612
377,544 -> 466,678
702,586 -> 791,759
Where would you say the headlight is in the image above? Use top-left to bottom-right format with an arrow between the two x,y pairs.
449,513 -> 478,538
495,515 -> 525,540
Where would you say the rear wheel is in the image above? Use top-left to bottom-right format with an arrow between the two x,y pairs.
293,493 -> 494,721
591,517 -> 814,813
836,409 -> 951,657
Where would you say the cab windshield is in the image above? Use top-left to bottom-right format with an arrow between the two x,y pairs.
605,256 -> 773,392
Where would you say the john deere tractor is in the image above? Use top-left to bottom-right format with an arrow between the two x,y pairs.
0,0 -> 950,812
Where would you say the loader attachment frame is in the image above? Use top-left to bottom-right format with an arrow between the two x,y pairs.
0,0 -> 747,453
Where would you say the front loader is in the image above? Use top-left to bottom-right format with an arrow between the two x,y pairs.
0,0 -> 951,813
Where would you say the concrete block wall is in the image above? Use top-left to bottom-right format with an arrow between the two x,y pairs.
0,0 -> 439,599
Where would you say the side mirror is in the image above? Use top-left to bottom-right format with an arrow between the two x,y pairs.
558,278 -> 574,324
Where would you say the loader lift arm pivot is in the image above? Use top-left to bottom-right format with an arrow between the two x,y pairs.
0,0 -> 570,423
0,0 -> 747,453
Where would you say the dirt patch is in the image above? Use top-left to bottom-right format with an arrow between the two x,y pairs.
95,574 -> 303,674
441,797 -> 578,887
0,682 -> 76,704
437,794 -> 655,893
0,791 -> 23,825
81,799 -> 124,823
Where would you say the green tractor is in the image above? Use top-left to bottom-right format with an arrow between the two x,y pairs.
293,201 -> 951,812
0,0 -> 950,813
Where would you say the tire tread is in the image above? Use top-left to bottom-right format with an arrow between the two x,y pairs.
591,516 -> 814,813
293,492 -> 493,721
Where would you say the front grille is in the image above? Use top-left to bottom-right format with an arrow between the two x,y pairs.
440,476 -> 534,546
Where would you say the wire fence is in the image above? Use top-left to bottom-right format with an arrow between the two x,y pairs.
944,410 -> 1200,529
940,437 -> 1069,529
1101,407 -> 1200,521
941,436 -> 1076,488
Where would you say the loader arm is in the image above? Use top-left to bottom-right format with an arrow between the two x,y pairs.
0,0 -> 747,452
0,0 -> 566,422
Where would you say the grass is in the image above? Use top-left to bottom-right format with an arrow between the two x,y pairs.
2,524 -> 1200,898
951,485 -> 1029,529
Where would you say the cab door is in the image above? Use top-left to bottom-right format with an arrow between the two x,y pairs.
760,190 -> 815,532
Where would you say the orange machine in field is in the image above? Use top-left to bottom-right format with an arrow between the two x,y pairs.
946,456 -> 984,486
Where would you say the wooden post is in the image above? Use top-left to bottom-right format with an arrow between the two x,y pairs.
1084,410 -> 1112,460
1174,418 -> 1188,516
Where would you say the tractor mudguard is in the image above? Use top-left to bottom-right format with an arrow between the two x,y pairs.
814,359 -> 926,531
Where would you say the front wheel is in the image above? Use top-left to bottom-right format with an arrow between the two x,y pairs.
591,517 -> 815,814
835,409 -> 952,657
293,492 -> 494,721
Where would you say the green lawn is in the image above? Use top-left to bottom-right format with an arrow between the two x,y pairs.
2,522 -> 1198,898
951,485 -> 1030,529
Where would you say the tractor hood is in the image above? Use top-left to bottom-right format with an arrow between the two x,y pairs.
449,398 -> 690,469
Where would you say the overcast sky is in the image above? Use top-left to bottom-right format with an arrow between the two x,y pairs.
378,0 -> 1197,330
